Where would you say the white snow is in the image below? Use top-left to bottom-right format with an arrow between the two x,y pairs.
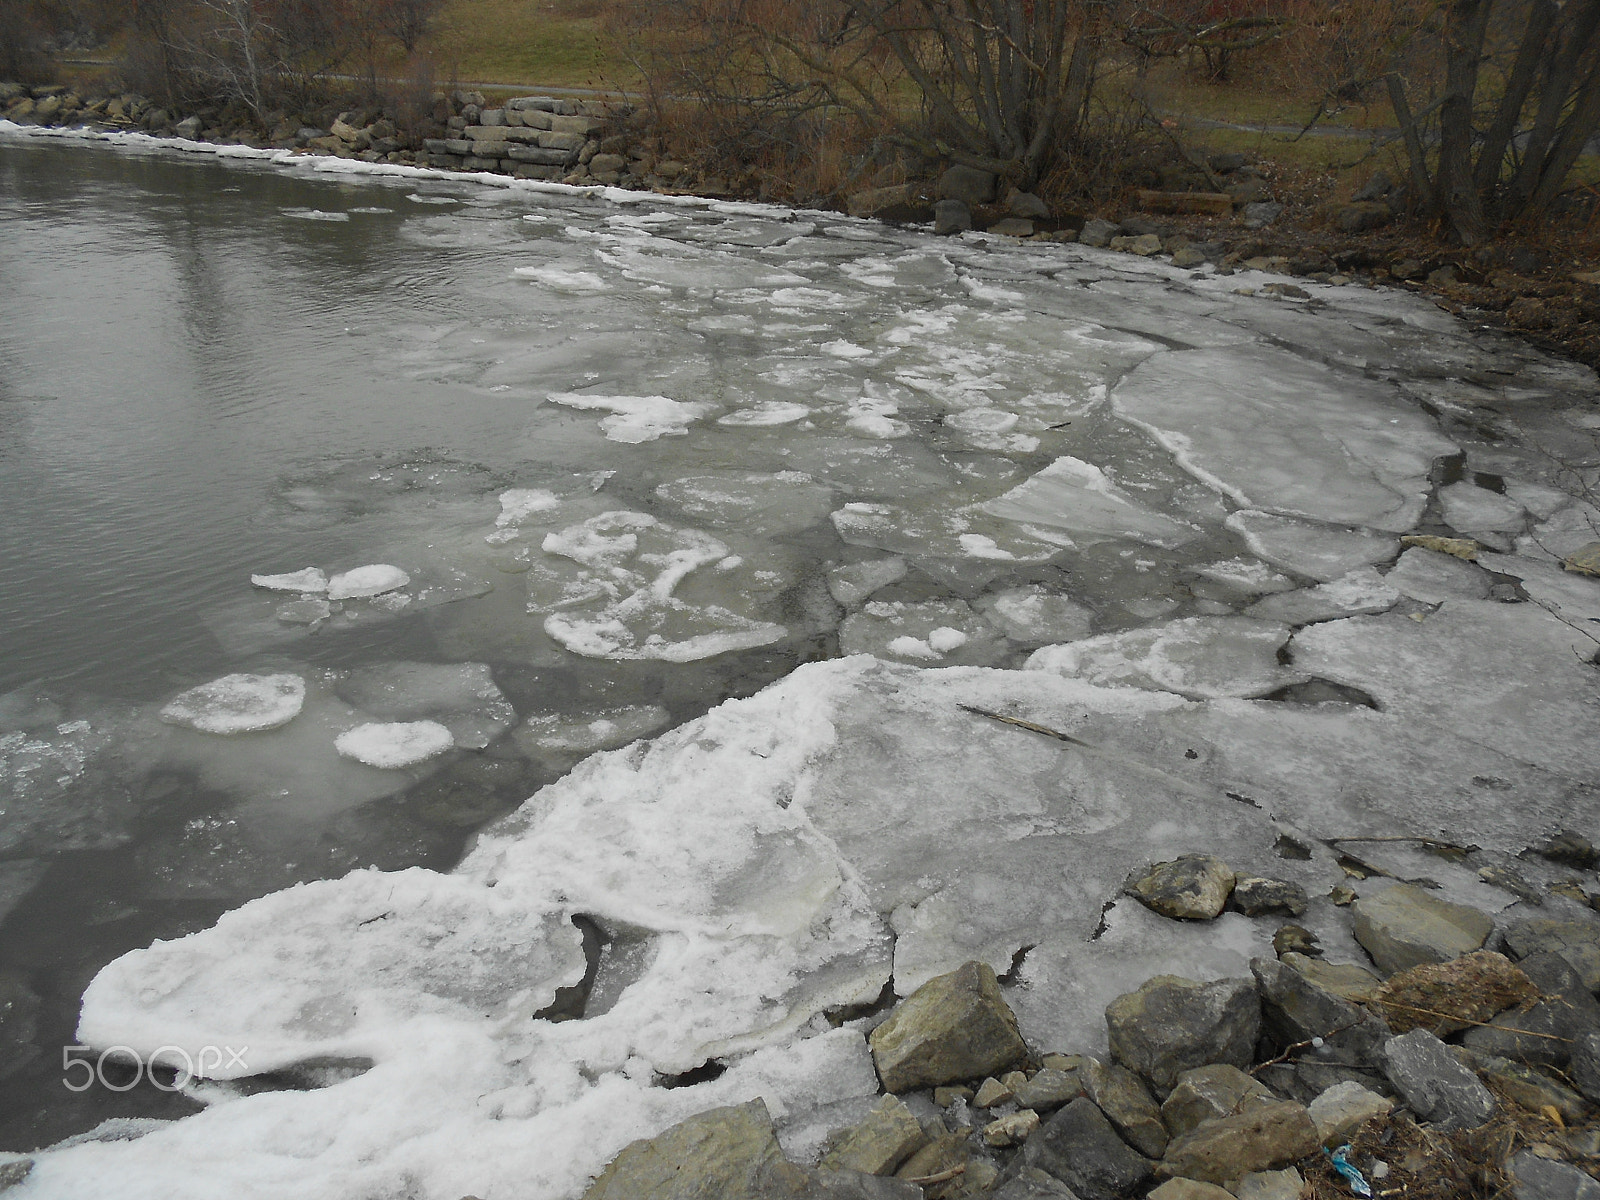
160,674 -> 307,734
327,564 -> 411,599
334,720 -> 455,768
250,568 -> 329,594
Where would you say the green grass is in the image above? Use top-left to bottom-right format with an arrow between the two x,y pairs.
427,0 -> 637,89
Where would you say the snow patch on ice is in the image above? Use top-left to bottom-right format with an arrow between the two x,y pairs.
546,392 -> 710,443
327,565 -> 410,599
250,568 -> 329,594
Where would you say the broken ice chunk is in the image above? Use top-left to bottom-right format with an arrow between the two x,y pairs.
250,568 -> 329,594
1026,616 -> 1303,699
975,585 -> 1095,646
334,721 -> 454,768
841,600 -> 1009,666
327,565 -> 411,600
275,599 -> 332,625
332,662 -> 515,750
1244,567 -> 1401,625
1485,554 -> 1600,622
546,392 -> 710,443
1438,481 -> 1528,535
978,457 -> 1196,549
1226,510 -> 1398,582
656,472 -> 835,537
1193,557 -> 1297,596
514,705 -> 673,771
161,674 -> 307,734
715,401 -> 811,426
495,489 -> 561,527
827,558 -> 907,607
1384,547 -> 1490,604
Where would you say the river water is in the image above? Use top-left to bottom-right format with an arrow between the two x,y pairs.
2,123 -> 1599,1197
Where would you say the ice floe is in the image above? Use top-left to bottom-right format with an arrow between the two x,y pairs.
250,568 -> 329,594
335,720 -> 456,768
160,674 -> 307,734
546,392 -> 710,442
327,565 -> 411,600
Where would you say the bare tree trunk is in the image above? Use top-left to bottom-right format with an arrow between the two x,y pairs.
1433,0 -> 1492,244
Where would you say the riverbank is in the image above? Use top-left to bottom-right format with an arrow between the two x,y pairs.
4,77 -> 1598,374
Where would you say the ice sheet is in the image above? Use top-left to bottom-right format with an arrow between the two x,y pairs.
546,392 -> 711,442
1113,345 -> 1454,530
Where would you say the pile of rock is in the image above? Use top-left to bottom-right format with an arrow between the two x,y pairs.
0,80 -> 662,190
580,850 -> 1600,1200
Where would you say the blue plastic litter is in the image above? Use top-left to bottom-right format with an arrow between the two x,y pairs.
1326,1144 -> 1373,1197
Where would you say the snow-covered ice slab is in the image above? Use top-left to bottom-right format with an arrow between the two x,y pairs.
1485,553 -> 1600,622
532,511 -> 790,662
1027,616 -> 1303,699
160,674 -> 306,734
327,564 -> 410,599
1113,345 -> 1455,531
1385,546 -> 1492,604
54,639 -> 1600,1195
335,720 -> 455,768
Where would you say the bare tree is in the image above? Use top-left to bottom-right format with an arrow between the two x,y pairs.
1386,0 -> 1600,243
617,0 -> 1114,191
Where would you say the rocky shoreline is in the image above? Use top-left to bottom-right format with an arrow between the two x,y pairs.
578,842 -> 1600,1200
4,78 -> 1596,372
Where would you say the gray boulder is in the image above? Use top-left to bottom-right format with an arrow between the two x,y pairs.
819,1095 -> 927,1176
1504,918 -> 1600,992
1570,1031 -> 1600,1103
1012,1098 -> 1154,1200
1336,202 -> 1392,233
1507,1151 -> 1600,1200
1381,1029 -> 1496,1129
1240,201 -> 1283,228
992,1167 -> 1082,1199
815,1168 -> 924,1199
1351,883 -> 1493,975
173,115 -> 202,139
1462,952 -> 1600,1068
1251,957 -> 1389,1069
1077,217 -> 1119,248
1082,1058 -> 1167,1158
581,1098 -> 817,1199
936,165 -> 998,205
933,199 -> 972,236
1158,1101 -> 1320,1186
1106,975 -> 1261,1092
1012,1067 -> 1083,1112
1232,878 -> 1307,917
1006,190 -> 1051,219
1129,856 -> 1236,920
869,961 -> 1027,1092
1160,1064 -> 1277,1138
1306,1081 -> 1393,1146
